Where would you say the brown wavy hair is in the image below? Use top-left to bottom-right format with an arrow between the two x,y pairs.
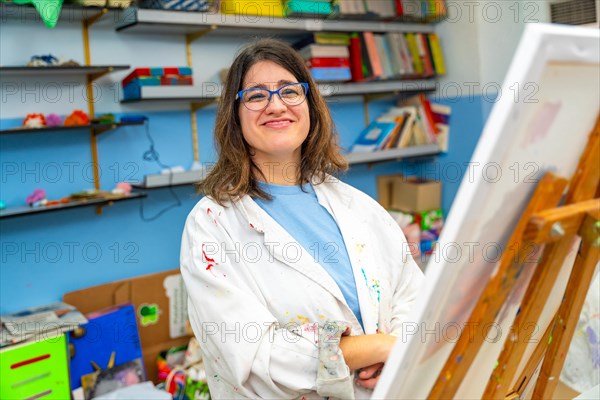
197,38 -> 348,205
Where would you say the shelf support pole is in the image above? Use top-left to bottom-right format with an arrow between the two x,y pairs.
186,27 -> 217,168
82,7 -> 108,213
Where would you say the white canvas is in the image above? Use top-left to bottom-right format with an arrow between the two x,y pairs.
373,23 -> 600,399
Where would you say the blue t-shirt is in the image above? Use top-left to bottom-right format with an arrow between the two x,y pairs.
254,181 -> 364,329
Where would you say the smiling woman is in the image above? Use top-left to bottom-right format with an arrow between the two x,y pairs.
237,62 -> 311,182
180,38 -> 423,399
198,38 -> 347,200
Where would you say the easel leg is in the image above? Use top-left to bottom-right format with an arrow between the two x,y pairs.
532,211 -> 600,399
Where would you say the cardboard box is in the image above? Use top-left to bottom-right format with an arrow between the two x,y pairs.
0,334 -> 70,400
390,176 -> 441,213
63,269 -> 191,382
376,174 -> 402,209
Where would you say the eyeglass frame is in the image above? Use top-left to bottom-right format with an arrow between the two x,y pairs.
236,82 -> 309,111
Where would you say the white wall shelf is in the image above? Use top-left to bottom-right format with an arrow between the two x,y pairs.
133,168 -> 209,189
0,193 -> 147,220
116,8 -> 436,36
344,144 -> 440,165
120,79 -> 436,103
0,121 -> 143,136
0,65 -> 130,77
0,3 -> 127,25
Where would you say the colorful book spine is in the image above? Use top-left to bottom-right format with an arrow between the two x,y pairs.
349,33 -> 364,81
404,32 -> 424,75
428,33 -> 446,75
306,57 -> 350,68
363,32 -> 383,78
299,44 -> 350,59
221,0 -> 285,17
416,33 -> 435,77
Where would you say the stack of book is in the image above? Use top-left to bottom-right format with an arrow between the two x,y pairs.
295,33 -> 352,82
1,302 -> 87,348
332,0 -> 447,21
122,67 -> 193,101
350,94 -> 450,153
349,31 -> 445,81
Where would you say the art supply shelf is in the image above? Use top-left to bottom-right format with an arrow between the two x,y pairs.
0,193 -> 147,220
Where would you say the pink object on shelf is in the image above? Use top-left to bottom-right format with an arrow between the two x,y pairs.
26,188 -> 47,205
46,113 -> 63,127
113,182 -> 132,195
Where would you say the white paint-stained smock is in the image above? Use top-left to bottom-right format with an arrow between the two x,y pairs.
180,176 -> 424,399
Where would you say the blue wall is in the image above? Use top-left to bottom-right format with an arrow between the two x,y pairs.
0,93 -> 487,313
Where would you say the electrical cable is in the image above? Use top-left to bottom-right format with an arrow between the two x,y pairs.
139,120 -> 182,222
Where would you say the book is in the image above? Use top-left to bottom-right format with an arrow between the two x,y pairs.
285,0 -> 333,17
386,33 -> 405,76
306,57 -> 350,68
427,33 -> 446,75
402,94 -> 437,144
351,120 -> 400,152
383,106 -> 417,148
397,33 -> 415,75
402,0 -> 424,19
69,304 -> 143,390
404,32 -> 424,75
359,33 -> 375,80
416,33 -> 435,77
309,67 -> 352,81
419,94 -> 438,138
411,112 -> 430,146
431,102 -> 451,151
365,0 -> 396,18
394,0 -> 404,16
293,32 -> 351,49
298,44 -> 350,59
349,33 -> 364,81
375,34 -> 393,79
363,32 -> 383,79
383,114 -> 406,149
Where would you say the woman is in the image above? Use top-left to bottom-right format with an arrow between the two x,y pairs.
180,38 -> 423,399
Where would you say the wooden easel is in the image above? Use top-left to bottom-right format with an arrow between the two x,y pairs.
427,114 -> 600,400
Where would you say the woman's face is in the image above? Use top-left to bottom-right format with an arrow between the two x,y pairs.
238,60 -> 310,170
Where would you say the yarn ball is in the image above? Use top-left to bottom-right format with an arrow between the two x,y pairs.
64,110 -> 90,126
46,113 -> 62,127
23,113 -> 46,128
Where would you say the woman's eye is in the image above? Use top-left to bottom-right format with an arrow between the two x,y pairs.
281,89 -> 299,97
247,92 -> 267,102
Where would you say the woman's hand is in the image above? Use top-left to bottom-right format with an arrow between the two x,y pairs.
339,333 -> 396,371
356,362 -> 384,389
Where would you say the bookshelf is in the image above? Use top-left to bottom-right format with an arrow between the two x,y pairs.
345,144 -> 439,165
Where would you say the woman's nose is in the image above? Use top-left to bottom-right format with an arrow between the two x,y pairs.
264,93 -> 287,113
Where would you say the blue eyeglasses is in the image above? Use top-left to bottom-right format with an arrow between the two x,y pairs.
237,82 -> 309,111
